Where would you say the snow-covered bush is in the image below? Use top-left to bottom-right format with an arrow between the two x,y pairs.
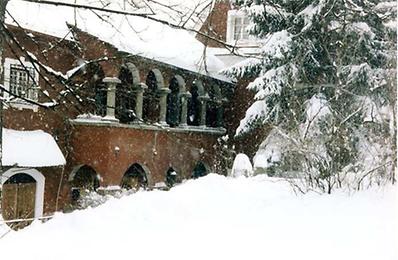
230,153 -> 254,177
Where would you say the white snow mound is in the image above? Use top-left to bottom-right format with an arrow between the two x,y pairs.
230,153 -> 253,177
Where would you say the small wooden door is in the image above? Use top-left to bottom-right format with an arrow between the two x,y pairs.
1,183 -> 36,230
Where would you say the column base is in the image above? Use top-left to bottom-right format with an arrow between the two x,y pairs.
101,116 -> 119,123
159,121 -> 169,127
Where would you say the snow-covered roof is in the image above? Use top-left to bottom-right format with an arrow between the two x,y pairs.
2,128 -> 66,167
6,0 -> 231,82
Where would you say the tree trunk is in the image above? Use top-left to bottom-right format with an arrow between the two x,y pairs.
0,0 -> 8,173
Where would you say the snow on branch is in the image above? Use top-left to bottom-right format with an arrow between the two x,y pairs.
236,100 -> 275,136
261,30 -> 292,61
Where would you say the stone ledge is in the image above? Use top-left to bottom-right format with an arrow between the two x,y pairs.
70,119 -> 226,135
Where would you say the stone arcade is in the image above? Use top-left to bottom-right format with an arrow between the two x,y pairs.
0,23 -> 233,224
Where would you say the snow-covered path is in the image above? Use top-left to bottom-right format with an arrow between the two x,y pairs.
0,174 -> 397,260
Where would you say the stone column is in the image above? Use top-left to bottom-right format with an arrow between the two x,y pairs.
133,83 -> 147,123
158,87 -> 171,125
198,93 -> 210,128
179,91 -> 191,127
101,77 -> 121,122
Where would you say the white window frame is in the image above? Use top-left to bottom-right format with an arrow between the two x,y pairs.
226,10 -> 257,46
3,57 -> 39,111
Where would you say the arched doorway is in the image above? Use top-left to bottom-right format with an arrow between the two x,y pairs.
120,163 -> 148,191
1,168 -> 45,230
192,161 -> 209,179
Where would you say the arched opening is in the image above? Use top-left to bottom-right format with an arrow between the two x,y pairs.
70,62 -> 106,115
1,169 -> 45,230
165,167 -> 179,188
192,161 -> 209,179
121,163 -> 148,191
166,77 -> 182,126
87,64 -> 106,116
206,102 -> 218,127
188,81 -> 202,126
70,165 -> 100,191
207,85 -> 222,127
116,64 -> 138,123
143,70 -> 162,123
69,165 -> 100,203
4,173 -> 36,184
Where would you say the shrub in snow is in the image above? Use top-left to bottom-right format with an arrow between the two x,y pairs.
230,153 -> 253,178
68,188 -> 136,210
213,135 -> 236,176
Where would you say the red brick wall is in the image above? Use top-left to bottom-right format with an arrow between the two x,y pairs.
196,0 -> 231,48
68,124 -> 220,187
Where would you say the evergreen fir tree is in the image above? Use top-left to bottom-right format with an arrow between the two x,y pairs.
226,0 -> 397,192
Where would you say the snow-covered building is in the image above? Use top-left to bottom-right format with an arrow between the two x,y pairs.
0,0 -> 238,224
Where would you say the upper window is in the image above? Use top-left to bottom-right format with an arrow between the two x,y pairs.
227,10 -> 256,46
233,16 -> 250,41
3,57 -> 39,110
9,63 -> 38,101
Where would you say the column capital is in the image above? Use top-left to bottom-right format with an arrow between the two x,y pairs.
179,91 -> 192,98
102,77 -> 121,84
198,93 -> 210,101
158,87 -> 171,95
137,83 -> 148,90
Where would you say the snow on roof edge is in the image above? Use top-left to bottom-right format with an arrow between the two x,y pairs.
2,128 -> 66,167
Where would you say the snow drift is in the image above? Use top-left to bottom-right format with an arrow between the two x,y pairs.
0,174 -> 396,260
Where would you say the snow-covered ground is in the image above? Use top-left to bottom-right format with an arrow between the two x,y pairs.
0,174 -> 397,260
